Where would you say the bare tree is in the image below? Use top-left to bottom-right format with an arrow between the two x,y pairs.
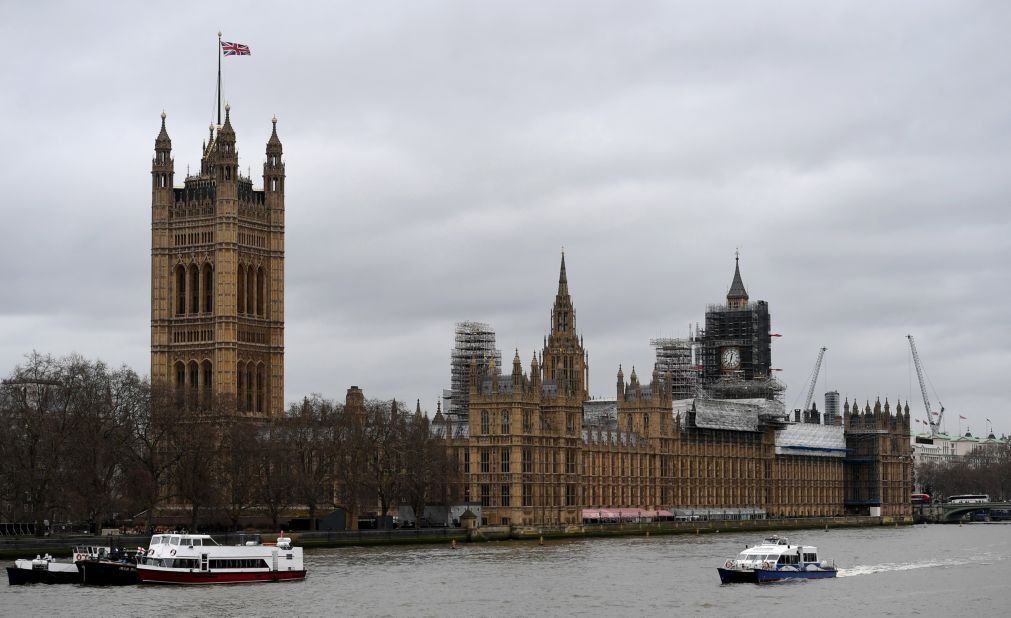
0,353 -> 90,528
173,400 -> 227,531
334,390 -> 371,529
218,418 -> 262,530
254,418 -> 296,531
287,395 -> 336,531
61,358 -> 143,531
402,408 -> 458,525
365,399 -> 406,527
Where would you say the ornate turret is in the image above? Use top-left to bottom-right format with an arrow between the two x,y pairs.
264,115 -> 285,197
152,111 -> 174,194
512,349 -> 523,388
616,364 -> 625,399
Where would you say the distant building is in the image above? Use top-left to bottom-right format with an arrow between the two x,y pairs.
911,428 -> 1010,467
435,255 -> 912,526
825,391 -> 840,425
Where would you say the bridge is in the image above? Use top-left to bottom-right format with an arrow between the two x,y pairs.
914,501 -> 1011,523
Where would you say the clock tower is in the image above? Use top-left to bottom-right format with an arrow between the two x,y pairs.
702,255 -> 772,391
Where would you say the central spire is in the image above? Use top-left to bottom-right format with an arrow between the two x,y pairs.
551,250 -> 574,334
558,250 -> 568,297
543,250 -> 587,399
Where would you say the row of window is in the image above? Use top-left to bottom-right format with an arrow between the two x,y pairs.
479,410 -> 579,435
467,447 -> 579,475
208,559 -> 269,569
476,483 -> 578,508
173,329 -> 213,344
175,263 -> 214,315
237,361 -> 267,413
237,263 -> 267,317
238,231 -> 267,249
175,230 -> 214,247
173,263 -> 268,317
175,360 -> 213,390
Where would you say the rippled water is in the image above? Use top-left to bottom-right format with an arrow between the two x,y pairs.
4,523 -> 1010,616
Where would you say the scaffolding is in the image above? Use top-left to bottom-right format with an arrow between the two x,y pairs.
650,334 -> 701,400
702,301 -> 771,385
448,321 -> 501,419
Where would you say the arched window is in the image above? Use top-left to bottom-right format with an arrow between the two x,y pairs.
501,410 -> 509,434
236,361 -> 245,411
256,267 -> 265,317
175,361 -> 185,388
246,365 -> 254,412
202,264 -> 213,313
237,264 -> 246,314
643,414 -> 650,431
175,265 -> 186,315
188,360 -> 199,402
246,267 -> 255,318
480,410 -> 489,435
202,360 -> 213,394
256,363 -> 265,413
189,264 -> 199,314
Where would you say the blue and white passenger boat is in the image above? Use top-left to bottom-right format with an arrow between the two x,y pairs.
717,535 -> 837,584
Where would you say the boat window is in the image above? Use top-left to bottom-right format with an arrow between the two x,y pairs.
203,537 -> 218,546
192,538 -> 201,546
151,535 -> 162,545
170,536 -> 181,545
737,553 -> 749,560
803,553 -> 817,562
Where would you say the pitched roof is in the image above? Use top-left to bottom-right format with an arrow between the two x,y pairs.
727,256 -> 748,300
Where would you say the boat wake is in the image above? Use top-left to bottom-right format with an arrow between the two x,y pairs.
838,558 -> 967,577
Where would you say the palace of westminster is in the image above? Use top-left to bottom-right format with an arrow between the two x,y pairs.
150,103 -> 912,527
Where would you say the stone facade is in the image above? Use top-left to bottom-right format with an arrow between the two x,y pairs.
845,399 -> 915,517
437,255 -> 912,525
150,107 -> 285,417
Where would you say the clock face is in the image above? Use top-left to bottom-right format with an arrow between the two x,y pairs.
721,348 -> 741,370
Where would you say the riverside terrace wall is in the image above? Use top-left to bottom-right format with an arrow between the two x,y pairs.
0,516 -> 912,559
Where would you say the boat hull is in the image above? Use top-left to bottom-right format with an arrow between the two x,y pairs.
137,567 -> 306,585
78,560 -> 140,586
717,567 -> 758,584
7,566 -> 81,585
754,567 -> 837,583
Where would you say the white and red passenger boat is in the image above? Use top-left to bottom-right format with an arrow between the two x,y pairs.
137,532 -> 305,585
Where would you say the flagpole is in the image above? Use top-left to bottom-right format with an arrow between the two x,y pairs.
217,31 -> 222,127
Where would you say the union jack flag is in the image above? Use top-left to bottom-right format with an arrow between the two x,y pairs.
221,41 -> 251,56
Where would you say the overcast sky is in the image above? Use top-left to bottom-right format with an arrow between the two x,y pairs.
1,1 -> 1009,435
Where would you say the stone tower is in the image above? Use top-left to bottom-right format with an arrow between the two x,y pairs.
150,106 -> 285,417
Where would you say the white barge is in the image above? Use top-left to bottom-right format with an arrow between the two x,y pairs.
137,532 -> 305,585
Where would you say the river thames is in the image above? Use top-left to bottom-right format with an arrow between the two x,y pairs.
4,523 -> 1010,616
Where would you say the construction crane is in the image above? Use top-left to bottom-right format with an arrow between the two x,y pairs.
907,334 -> 944,436
802,347 -> 828,412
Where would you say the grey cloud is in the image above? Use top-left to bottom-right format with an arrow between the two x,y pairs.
1,1 -> 1009,434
